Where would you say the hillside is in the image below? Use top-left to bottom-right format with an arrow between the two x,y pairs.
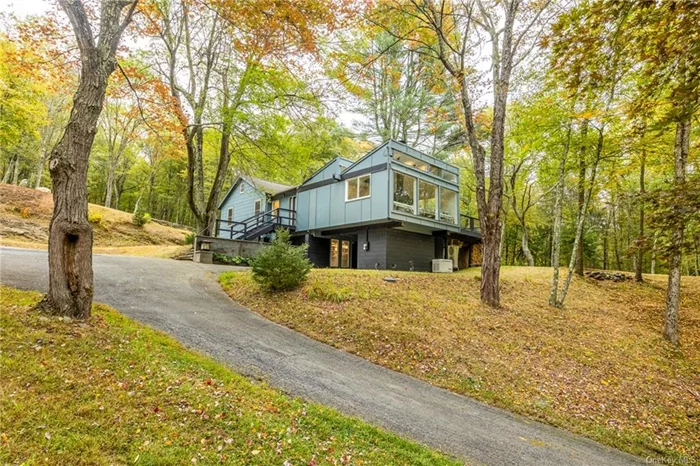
0,184 -> 190,257
221,267 -> 700,462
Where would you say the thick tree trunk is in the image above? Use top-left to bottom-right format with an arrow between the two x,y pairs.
38,0 -> 137,318
663,119 -> 690,345
481,219 -> 502,307
41,58 -> 108,318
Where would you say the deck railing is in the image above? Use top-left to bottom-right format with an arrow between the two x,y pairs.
215,208 -> 296,239
460,214 -> 480,232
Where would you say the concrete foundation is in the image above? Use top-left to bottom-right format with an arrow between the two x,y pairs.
193,250 -> 213,264
194,235 -> 269,259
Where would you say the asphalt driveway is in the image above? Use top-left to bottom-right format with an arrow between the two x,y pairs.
0,247 -> 644,465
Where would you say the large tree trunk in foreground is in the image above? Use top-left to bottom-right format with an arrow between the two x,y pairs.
663,119 -> 690,345
39,0 -> 137,319
43,59 -> 108,318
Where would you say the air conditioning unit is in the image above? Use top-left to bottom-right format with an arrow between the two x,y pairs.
447,245 -> 461,270
432,259 -> 453,273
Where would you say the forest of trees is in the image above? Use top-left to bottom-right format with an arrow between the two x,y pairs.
1,1 -> 698,339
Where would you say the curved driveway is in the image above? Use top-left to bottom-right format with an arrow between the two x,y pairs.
0,247 -> 643,466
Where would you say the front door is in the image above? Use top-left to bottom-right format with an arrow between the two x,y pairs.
271,200 -> 280,220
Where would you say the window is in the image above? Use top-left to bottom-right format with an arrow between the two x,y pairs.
240,183 -> 244,193
443,171 -> 458,183
341,241 -> 350,268
330,239 -> 351,268
393,149 -> 457,183
254,199 -> 262,215
418,181 -> 437,219
440,188 -> 458,224
227,208 -> 233,222
289,196 -> 297,222
393,150 -> 428,171
346,174 -> 371,201
393,172 -> 416,214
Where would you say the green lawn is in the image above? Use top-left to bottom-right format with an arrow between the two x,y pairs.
220,267 -> 700,462
0,287 -> 459,465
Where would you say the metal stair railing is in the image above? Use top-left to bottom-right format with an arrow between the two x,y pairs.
215,208 -> 296,240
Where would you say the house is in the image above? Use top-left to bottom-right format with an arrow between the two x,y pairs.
215,140 -> 481,271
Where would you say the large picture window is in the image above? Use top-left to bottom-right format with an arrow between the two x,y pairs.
440,188 -> 458,224
393,172 -> 416,214
346,174 -> 371,201
418,181 -> 437,219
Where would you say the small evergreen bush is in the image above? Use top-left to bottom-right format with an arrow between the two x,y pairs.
184,232 -> 195,245
250,229 -> 312,291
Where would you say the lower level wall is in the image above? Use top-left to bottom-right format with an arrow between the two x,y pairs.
386,229 -> 436,272
357,228 -> 436,271
195,236 -> 268,258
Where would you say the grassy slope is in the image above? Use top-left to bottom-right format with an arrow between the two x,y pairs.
0,184 -> 190,257
220,267 -> 700,462
0,287 -> 458,466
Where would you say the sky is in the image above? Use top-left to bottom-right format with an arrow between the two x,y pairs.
1,0 -> 48,18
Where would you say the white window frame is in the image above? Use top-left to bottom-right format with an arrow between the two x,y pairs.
345,174 -> 371,202
227,207 -> 233,222
254,199 -> 262,215
289,196 -> 297,221
239,183 -> 244,193
392,171 -> 417,215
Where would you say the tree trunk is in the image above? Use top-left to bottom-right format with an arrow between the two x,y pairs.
481,220 -> 502,307
663,119 -> 690,345
2,155 -> 15,184
549,122 -> 573,306
555,126 -> 604,307
575,119 -> 588,276
11,155 -> 20,185
521,225 -> 534,267
38,0 -> 137,319
104,162 -> 115,208
651,231 -> 658,274
41,60 -> 107,318
612,204 -> 622,270
635,134 -> 646,282
35,149 -> 49,188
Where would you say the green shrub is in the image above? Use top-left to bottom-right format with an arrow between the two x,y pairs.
250,229 -> 312,291
184,232 -> 195,245
132,201 -> 151,227
213,253 -> 252,266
